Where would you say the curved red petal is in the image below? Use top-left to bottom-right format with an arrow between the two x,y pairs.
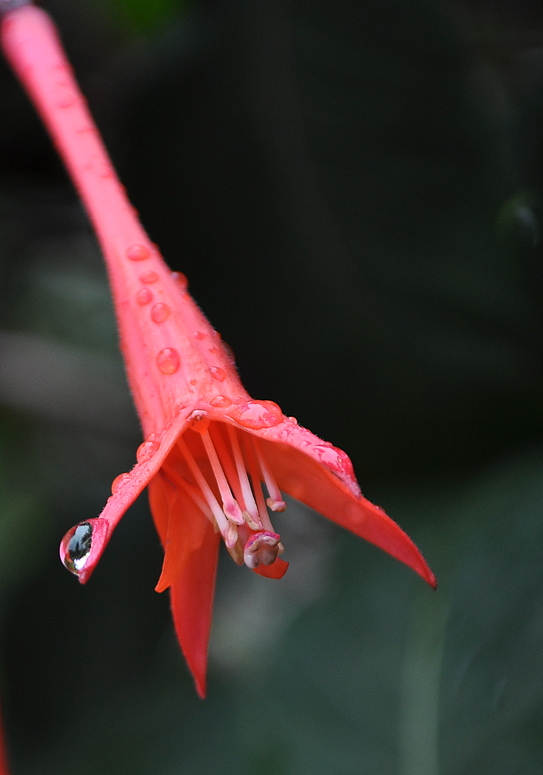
260,438 -> 436,588
169,528 -> 220,698
148,472 -> 220,696
251,557 -> 289,579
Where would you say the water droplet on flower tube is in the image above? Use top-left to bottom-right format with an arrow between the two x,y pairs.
208,347 -> 219,355
61,522 -> 93,575
157,348 -> 180,374
150,303 -> 171,323
111,473 -> 131,494
172,272 -> 188,290
126,244 -> 150,261
57,97 -> 75,109
229,400 -> 283,430
194,331 -> 206,340
139,270 -> 159,284
136,288 -> 153,305
210,367 -> 226,382
136,437 -> 159,463
210,395 -> 232,408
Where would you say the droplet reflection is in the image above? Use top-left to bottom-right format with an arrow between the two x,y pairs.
61,521 -> 93,576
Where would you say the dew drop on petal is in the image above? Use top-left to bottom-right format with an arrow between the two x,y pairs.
172,272 -> 188,290
136,438 -> 160,463
229,400 -> 284,430
140,270 -> 159,284
210,366 -> 226,382
111,473 -> 131,494
61,522 -> 93,576
194,331 -> 206,340
208,347 -> 219,355
210,395 -> 232,408
136,287 -> 153,305
150,303 -> 171,323
126,244 -> 150,261
157,348 -> 180,374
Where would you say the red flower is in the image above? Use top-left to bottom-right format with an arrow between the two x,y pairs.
2,4 -> 436,698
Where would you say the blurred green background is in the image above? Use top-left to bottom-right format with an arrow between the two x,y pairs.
1,0 -> 543,772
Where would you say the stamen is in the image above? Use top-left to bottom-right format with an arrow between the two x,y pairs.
162,464 -> 215,526
226,425 -> 261,528
208,424 -> 256,526
200,429 -> 244,525
177,436 -> 237,547
245,439 -> 276,533
253,439 -> 287,512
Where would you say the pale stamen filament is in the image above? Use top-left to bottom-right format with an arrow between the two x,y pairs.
163,464 -> 216,527
200,429 -> 244,525
245,440 -> 277,533
208,424 -> 257,527
226,424 -> 261,528
254,439 -> 287,512
177,435 -> 238,547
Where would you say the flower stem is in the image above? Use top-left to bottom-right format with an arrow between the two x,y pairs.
0,4 -> 154,280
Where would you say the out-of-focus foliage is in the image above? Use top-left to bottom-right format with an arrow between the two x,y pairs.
1,0 -> 543,772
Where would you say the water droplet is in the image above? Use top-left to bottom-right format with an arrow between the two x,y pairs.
228,400 -> 284,430
188,410 -> 210,433
288,416 -> 298,424
57,97 -> 75,109
210,366 -> 226,382
189,378 -> 198,385
151,303 -> 171,324
136,287 -> 153,306
172,272 -> 188,290
61,522 -> 93,575
222,341 -> 236,365
111,473 -> 131,494
136,437 -> 160,463
140,270 -> 159,284
126,244 -> 150,261
157,348 -> 180,374
194,331 -> 206,340
210,395 -> 232,408
208,346 -> 219,355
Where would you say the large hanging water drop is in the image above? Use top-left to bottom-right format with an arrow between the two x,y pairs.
61,521 -> 93,576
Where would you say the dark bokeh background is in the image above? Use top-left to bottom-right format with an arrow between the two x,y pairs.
1,0 -> 543,772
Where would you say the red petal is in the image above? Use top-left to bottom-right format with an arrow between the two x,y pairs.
169,528 -> 220,698
261,438 -> 437,588
149,472 -> 220,696
252,557 -> 289,579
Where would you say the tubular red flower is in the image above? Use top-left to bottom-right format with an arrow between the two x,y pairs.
1,4 -> 436,698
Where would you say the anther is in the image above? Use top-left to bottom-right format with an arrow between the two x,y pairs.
254,439 -> 287,512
